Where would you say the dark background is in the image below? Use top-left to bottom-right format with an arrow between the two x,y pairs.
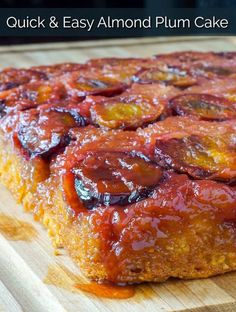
1,0 -> 235,8
0,0 -> 235,45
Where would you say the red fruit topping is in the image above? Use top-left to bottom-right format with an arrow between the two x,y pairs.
17,107 -> 86,158
72,152 -> 163,209
134,67 -> 197,88
170,93 -> 236,120
155,135 -> 236,182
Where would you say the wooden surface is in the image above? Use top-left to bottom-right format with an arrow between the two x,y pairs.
1,36 -> 236,312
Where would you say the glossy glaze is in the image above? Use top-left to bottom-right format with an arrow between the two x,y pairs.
90,83 -> 178,129
155,51 -> 236,78
134,66 -> 197,88
74,282 -> 135,299
1,53 -> 236,284
0,68 -> 47,91
44,264 -> 135,298
16,106 -> 87,159
0,213 -> 37,241
73,151 -> 163,208
170,93 -> 236,120
155,134 -> 236,182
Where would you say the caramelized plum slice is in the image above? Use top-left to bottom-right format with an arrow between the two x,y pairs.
17,107 -> 86,158
155,135 -> 236,182
215,52 -> 236,59
32,63 -> 84,77
170,93 -> 236,121
76,76 -> 123,95
90,83 -> 178,129
0,68 -> 47,91
73,152 -> 163,209
155,51 -> 236,70
66,73 -> 126,98
0,81 -> 69,115
91,96 -> 164,129
134,67 -> 196,88
19,83 -> 69,104
86,57 -> 152,82
191,65 -> 235,78
87,57 -> 147,69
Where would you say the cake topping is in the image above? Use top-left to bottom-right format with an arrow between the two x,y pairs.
90,83 -> 172,129
0,68 -> 47,91
91,97 -> 163,129
73,151 -> 163,209
17,107 -> 86,158
170,93 -> 236,120
64,72 -> 126,98
0,81 -> 69,114
134,67 -> 197,88
155,134 -> 236,182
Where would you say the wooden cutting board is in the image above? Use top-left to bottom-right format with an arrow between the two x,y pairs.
1,36 -> 236,312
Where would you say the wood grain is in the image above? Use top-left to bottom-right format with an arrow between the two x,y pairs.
0,36 -> 236,312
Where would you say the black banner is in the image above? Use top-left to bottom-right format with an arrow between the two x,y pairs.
0,8 -> 235,37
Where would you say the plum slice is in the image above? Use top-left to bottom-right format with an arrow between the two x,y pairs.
0,68 -> 47,91
86,57 -> 152,82
73,152 -> 163,209
91,95 -> 164,129
76,76 -> 123,95
155,51 -> 236,70
202,66 -> 233,76
65,73 -> 126,98
191,65 -> 235,78
91,101 -> 161,129
170,93 -> 236,121
134,67 -> 197,88
87,57 -> 147,69
17,107 -> 86,158
31,63 -> 84,77
18,83 -> 68,104
0,81 -> 70,115
155,135 -> 236,182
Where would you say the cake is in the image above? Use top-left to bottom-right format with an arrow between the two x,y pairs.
0,51 -> 235,284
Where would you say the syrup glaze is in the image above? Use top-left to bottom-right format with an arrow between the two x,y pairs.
0,213 -> 37,241
44,264 -> 135,299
